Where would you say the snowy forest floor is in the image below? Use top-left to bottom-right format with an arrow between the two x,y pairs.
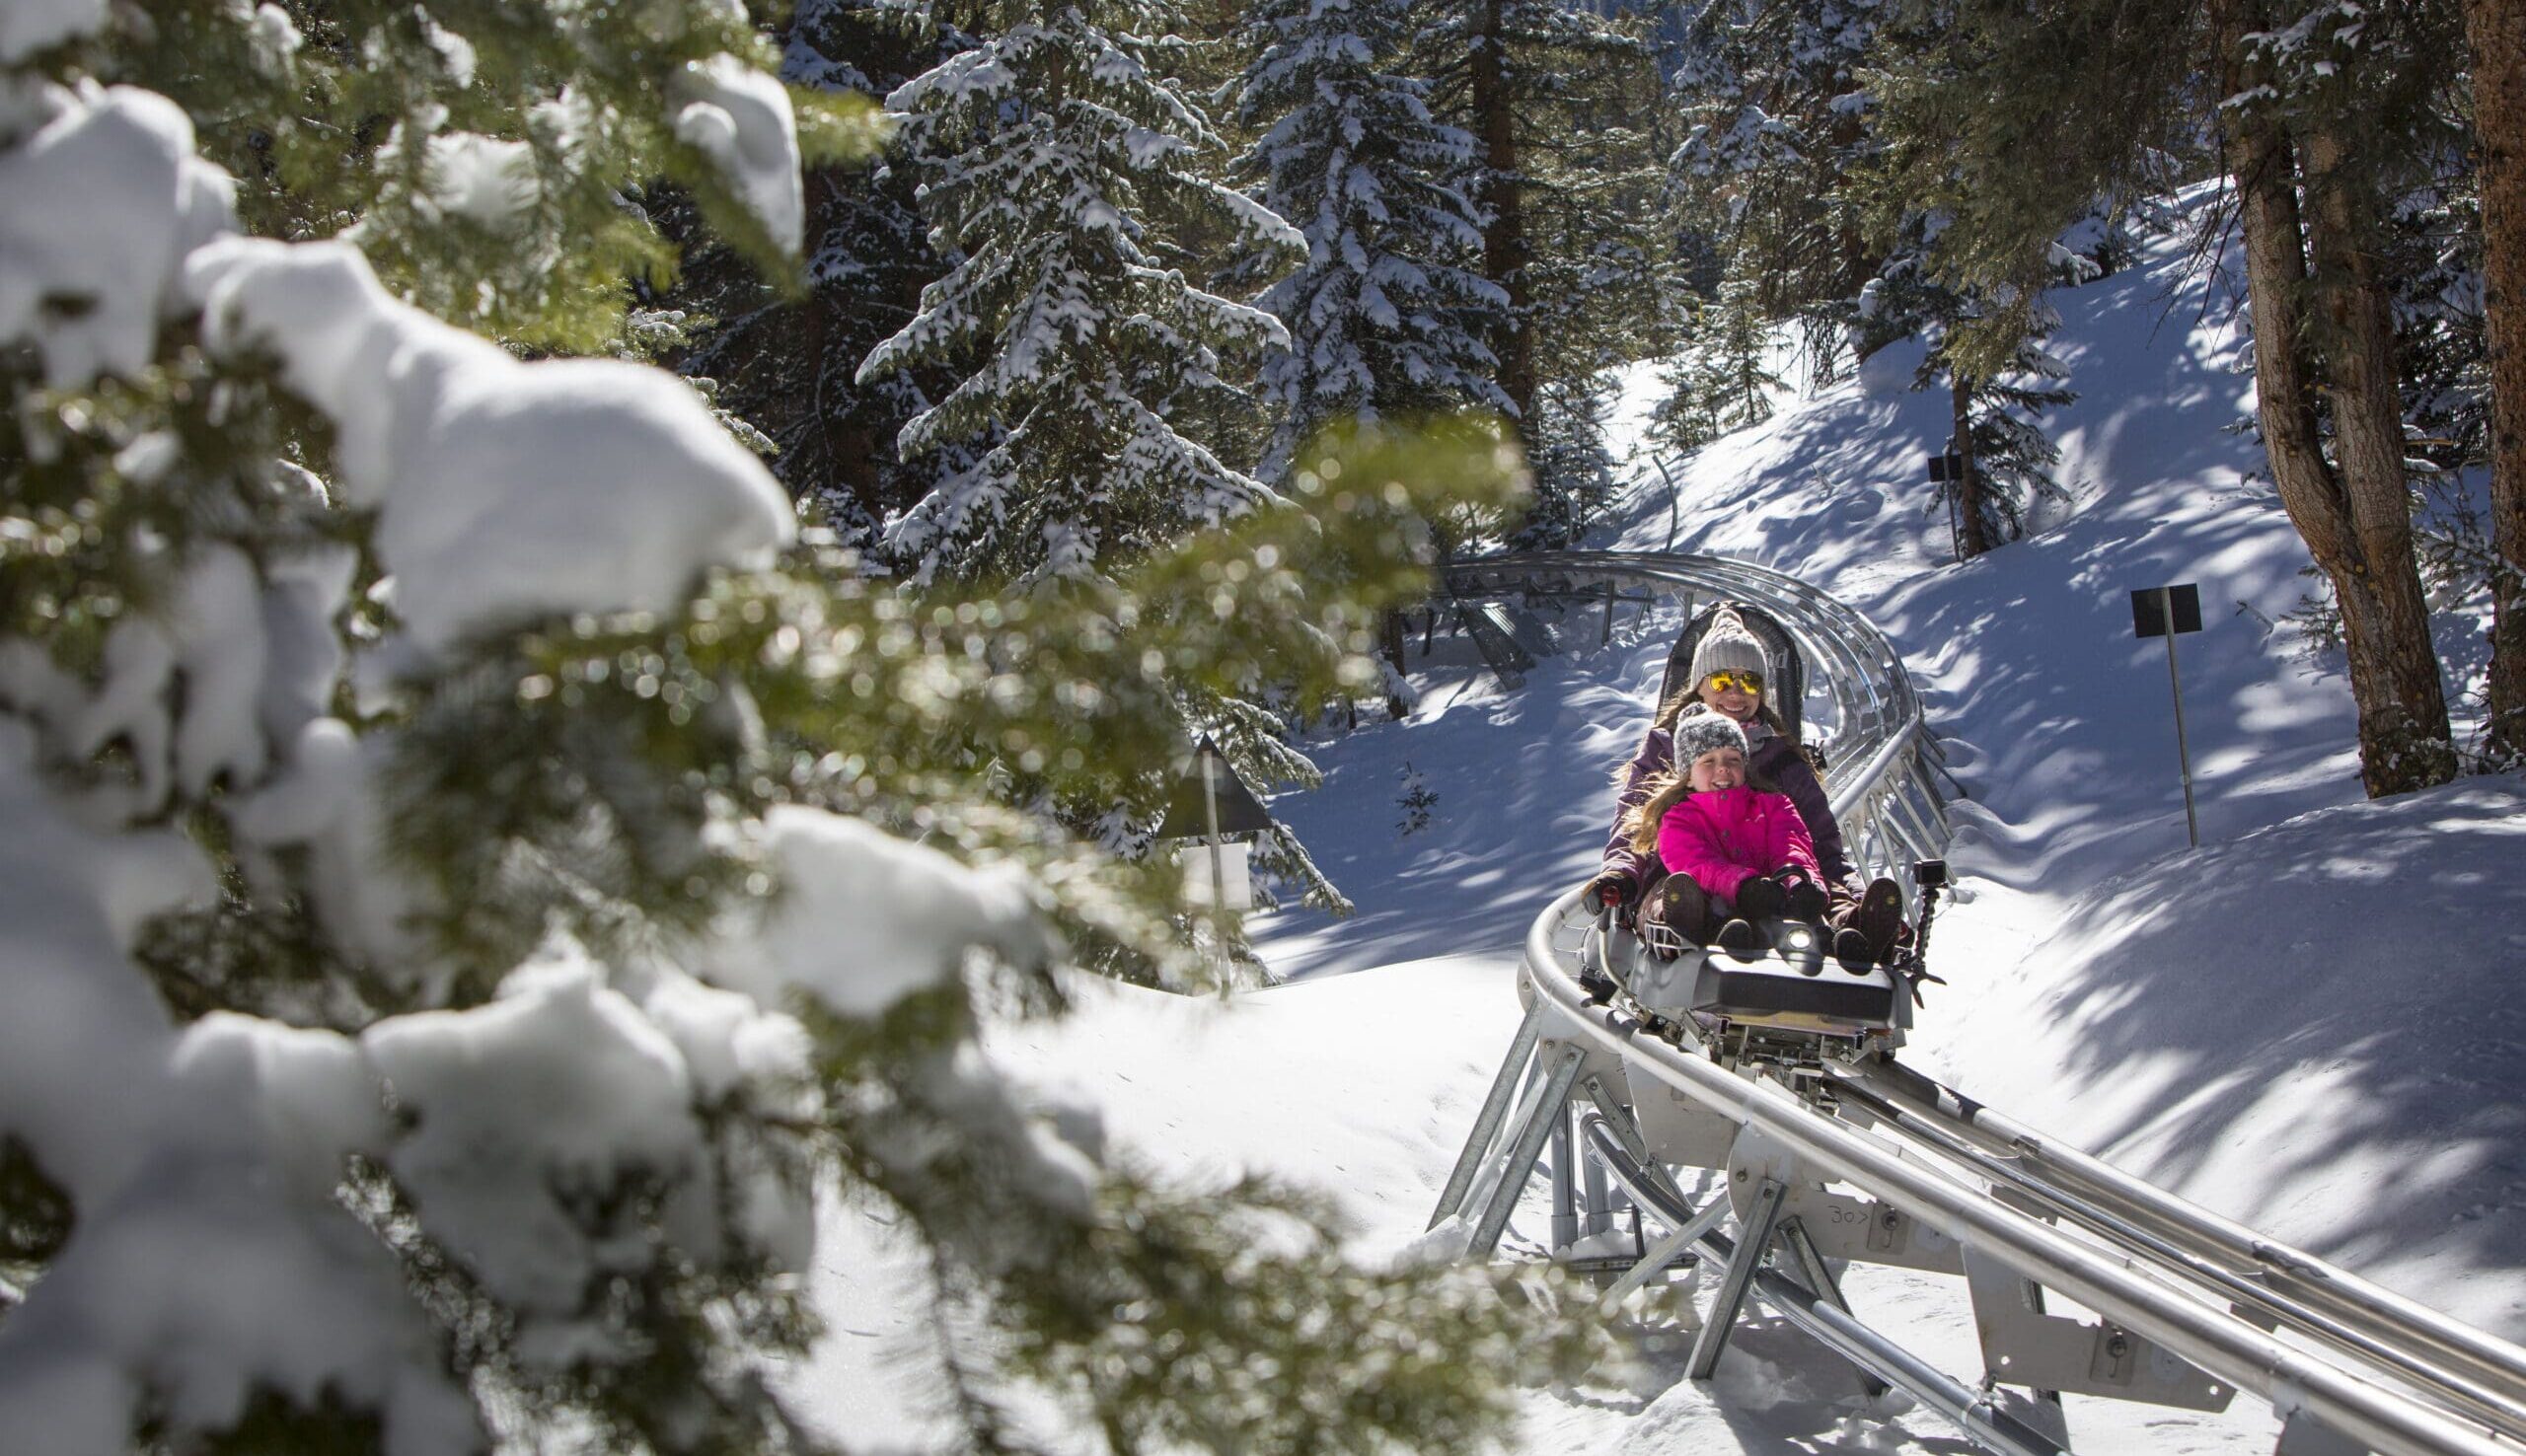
781,201 -> 2526,1453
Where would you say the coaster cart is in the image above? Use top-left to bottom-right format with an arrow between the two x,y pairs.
1578,601 -> 1950,1100
1579,859 -> 1948,1099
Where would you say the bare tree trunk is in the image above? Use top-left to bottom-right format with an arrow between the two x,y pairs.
2467,0 -> 2526,762
2214,0 -> 2454,796
1471,0 -> 1534,434
1951,374 -> 1992,558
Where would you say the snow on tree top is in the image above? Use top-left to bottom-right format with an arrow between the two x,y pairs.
185,237 -> 796,654
0,82 -> 236,389
671,53 -> 808,256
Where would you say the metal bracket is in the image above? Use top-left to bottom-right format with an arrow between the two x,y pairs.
2274,1409 -> 2371,1455
1719,1126 -> 1966,1275
1963,1247 -> 2235,1411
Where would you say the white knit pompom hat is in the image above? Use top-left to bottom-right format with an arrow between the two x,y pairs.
1688,608 -> 1769,687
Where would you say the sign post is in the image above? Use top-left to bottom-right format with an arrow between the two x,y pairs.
1155,738 -> 1272,972
2130,584 -> 2204,849
1925,450 -> 1968,562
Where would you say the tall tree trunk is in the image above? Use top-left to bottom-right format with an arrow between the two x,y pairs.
1951,374 -> 1992,558
2301,124 -> 2456,782
1470,0 -> 1534,433
2214,0 -> 2456,796
2467,0 -> 2526,762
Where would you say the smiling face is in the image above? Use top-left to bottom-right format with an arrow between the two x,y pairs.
1697,670 -> 1761,722
1686,745 -> 1746,794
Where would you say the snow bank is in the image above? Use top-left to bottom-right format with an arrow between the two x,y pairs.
1926,774 -> 2526,1336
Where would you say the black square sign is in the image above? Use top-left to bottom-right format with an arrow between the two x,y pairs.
2131,583 -> 2202,638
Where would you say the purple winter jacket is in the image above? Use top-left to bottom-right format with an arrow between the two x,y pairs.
1598,718 -> 1857,893
1656,785 -> 1821,902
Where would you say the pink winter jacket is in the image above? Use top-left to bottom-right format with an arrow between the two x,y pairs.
1655,786 -> 1821,903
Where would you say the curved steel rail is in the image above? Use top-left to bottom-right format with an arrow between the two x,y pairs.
1441,548 -> 2526,1453
1519,891 -> 2526,1456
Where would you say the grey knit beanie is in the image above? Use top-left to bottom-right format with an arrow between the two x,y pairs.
1670,706 -> 1749,766
1688,608 -> 1770,688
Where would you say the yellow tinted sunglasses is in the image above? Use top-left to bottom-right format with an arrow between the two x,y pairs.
1703,669 -> 1764,693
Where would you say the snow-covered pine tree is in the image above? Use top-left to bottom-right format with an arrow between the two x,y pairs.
864,0 -> 1305,587
1512,372 -> 1620,548
671,0 -> 973,548
1650,276 -> 1785,456
1228,0 -> 1511,482
1668,0 -> 1894,376
1861,0 -> 2466,793
1407,0 -> 1664,546
79,0 -> 875,352
864,0 -> 1399,919
1855,208 -> 2094,558
0,6 -> 1564,1451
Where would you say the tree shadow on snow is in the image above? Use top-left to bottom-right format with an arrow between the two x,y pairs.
1956,778 -> 2526,1335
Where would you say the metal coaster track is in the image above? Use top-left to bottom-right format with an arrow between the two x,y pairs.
1424,549 -> 2526,1456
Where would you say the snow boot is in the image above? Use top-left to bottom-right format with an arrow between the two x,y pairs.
1647,875 -> 1714,959
1843,876 -> 1905,963
1715,916 -> 1763,955
1832,926 -> 1876,973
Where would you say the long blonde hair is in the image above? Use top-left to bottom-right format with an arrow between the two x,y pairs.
1623,769 -> 1692,855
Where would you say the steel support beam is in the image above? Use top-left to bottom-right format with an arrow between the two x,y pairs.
1688,1177 -> 1787,1380
1428,996 -> 1546,1229
1466,1044 -> 1588,1258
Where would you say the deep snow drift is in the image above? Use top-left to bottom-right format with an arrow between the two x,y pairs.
787,207 -> 2526,1450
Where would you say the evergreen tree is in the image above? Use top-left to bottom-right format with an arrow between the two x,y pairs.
864,0 -> 1305,587
2462,0 -> 2526,763
1650,276 -> 1785,456
865,0 -> 1415,918
1866,0 -> 2467,794
1229,0 -> 1511,482
0,8 -> 1564,1452
1513,372 -> 1622,547
672,0 -> 973,547
1857,206 -> 2095,558
1669,0 -> 1895,375
75,0 -> 874,352
1410,0 -> 1669,539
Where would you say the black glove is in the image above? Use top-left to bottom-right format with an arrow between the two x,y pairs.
1769,867 -> 1829,921
1586,870 -> 1637,908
